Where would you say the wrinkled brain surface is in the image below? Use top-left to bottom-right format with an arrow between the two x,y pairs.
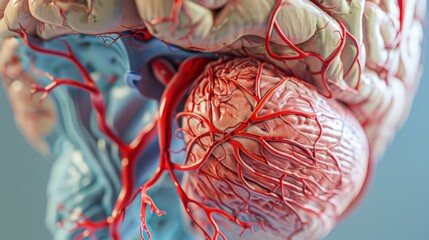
0,1 -> 425,240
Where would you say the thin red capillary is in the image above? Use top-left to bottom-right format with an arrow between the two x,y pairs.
49,0 -> 152,47
365,0 -> 405,88
94,28 -> 153,47
40,0 -> 95,36
386,0 -> 405,49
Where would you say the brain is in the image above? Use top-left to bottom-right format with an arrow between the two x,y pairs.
0,0 -> 425,240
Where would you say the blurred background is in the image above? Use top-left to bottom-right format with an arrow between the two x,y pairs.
1,23 -> 428,240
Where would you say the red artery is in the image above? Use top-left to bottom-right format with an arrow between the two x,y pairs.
151,59 -> 176,86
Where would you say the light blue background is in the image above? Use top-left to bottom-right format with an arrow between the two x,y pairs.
1,27 -> 428,240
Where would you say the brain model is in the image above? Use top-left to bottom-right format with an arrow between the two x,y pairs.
0,0 -> 425,240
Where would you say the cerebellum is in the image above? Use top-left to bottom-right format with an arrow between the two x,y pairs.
180,58 -> 370,239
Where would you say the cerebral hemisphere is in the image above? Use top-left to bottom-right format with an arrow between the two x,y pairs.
0,0 -> 425,240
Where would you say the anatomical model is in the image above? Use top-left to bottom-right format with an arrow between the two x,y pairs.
0,0 -> 425,240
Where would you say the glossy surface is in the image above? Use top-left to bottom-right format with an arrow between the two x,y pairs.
0,0 -> 426,239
